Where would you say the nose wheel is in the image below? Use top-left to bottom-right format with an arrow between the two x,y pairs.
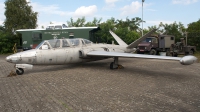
110,57 -> 124,69
16,68 -> 24,75
8,67 -> 24,77
8,64 -> 32,76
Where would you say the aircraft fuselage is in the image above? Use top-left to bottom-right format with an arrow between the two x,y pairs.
6,43 -> 130,65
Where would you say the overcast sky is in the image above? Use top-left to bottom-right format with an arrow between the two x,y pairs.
0,0 -> 199,29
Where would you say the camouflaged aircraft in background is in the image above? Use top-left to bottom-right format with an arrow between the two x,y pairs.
6,30 -> 197,75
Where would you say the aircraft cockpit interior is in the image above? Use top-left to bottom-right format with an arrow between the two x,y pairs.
35,38 -> 93,50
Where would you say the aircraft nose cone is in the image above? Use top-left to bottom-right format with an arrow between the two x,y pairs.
6,56 -> 11,62
5,55 -> 20,63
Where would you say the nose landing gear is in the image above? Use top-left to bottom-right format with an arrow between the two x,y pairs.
7,66 -> 24,77
16,68 -> 24,75
7,64 -> 33,77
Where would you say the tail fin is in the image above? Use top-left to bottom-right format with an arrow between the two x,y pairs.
127,29 -> 157,49
109,30 -> 128,46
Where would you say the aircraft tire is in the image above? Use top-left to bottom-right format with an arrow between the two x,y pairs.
110,62 -> 119,69
16,68 -> 24,75
110,62 -> 114,69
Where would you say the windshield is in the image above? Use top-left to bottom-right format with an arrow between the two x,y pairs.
35,39 -> 61,49
35,41 -> 45,49
143,38 -> 153,43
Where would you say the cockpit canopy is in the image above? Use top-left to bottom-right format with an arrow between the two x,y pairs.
35,38 -> 93,50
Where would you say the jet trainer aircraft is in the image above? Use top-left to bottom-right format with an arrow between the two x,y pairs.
6,30 -> 197,75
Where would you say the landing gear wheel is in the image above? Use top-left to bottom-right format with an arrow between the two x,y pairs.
110,62 -> 114,69
110,62 -> 124,69
110,57 -> 124,70
110,62 -> 117,69
149,49 -> 157,55
16,68 -> 24,75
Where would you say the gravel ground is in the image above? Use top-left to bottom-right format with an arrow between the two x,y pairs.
0,55 -> 200,112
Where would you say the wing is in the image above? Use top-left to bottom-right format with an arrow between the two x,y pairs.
87,51 -> 197,65
87,51 -> 181,60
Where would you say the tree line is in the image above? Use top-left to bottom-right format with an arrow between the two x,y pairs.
66,17 -> 200,49
0,0 -> 200,54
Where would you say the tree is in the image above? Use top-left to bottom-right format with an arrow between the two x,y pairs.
95,17 -> 141,44
95,17 -> 116,44
67,17 -> 86,27
143,25 -> 159,35
187,19 -> 200,50
4,0 -> 38,34
0,25 -> 6,32
0,26 -> 18,54
85,17 -> 102,26
115,27 -> 140,44
115,17 -> 142,32
163,22 -> 184,42
187,19 -> 200,32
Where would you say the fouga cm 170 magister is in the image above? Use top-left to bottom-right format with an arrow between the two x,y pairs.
6,30 -> 197,75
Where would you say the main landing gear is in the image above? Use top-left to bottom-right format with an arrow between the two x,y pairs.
110,57 -> 124,69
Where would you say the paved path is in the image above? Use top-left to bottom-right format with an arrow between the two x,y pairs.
0,55 -> 200,112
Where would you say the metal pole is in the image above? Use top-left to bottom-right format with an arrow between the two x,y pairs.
142,0 -> 144,36
186,32 -> 188,46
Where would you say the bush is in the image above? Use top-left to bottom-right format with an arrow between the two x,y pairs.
0,32 -> 18,54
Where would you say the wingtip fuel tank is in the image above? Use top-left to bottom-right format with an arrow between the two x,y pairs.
180,55 -> 197,65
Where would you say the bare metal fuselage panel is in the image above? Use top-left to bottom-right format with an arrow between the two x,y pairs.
6,38 -> 128,65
